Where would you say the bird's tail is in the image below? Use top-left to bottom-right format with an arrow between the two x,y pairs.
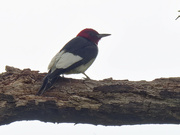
36,74 -> 58,96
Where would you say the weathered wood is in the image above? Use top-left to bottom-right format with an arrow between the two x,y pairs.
0,66 -> 180,126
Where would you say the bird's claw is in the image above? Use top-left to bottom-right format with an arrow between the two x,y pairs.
82,72 -> 91,80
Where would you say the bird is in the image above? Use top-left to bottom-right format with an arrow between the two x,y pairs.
37,28 -> 110,95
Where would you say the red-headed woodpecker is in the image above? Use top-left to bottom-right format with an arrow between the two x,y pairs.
37,28 -> 110,95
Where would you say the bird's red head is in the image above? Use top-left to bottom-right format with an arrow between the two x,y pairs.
77,28 -> 111,45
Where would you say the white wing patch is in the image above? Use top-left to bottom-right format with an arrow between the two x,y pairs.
65,58 -> 95,74
48,50 -> 65,70
48,50 -> 83,72
56,52 -> 82,69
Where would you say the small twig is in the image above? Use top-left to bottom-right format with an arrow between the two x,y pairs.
175,10 -> 180,20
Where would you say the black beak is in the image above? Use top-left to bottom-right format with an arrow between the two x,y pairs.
97,34 -> 111,38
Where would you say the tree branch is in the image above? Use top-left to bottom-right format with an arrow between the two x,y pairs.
175,10 -> 180,20
0,66 -> 180,126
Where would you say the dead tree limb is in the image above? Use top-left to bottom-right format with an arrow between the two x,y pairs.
175,10 -> 180,20
0,66 -> 180,126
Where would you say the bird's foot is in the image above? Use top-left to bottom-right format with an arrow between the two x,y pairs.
82,72 -> 91,80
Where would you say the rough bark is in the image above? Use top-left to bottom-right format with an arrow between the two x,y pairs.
0,66 -> 180,126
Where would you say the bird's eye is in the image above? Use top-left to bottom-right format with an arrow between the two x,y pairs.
89,32 -> 97,38
88,32 -> 94,36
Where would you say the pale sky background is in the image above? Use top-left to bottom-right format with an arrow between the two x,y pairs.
0,0 -> 180,134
